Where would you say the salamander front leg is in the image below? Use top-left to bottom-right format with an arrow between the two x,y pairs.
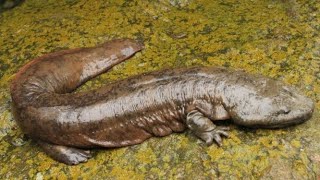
37,141 -> 92,165
186,110 -> 229,146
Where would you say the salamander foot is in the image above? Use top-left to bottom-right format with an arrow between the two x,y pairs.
37,141 -> 92,165
197,126 -> 229,146
186,110 -> 230,146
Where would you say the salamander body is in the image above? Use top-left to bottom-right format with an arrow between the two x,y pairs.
10,39 -> 314,165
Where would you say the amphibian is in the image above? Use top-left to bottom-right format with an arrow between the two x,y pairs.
10,39 -> 314,165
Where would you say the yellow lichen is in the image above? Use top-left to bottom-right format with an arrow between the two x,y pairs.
290,139 -> 301,148
0,0 -> 319,178
135,146 -> 156,165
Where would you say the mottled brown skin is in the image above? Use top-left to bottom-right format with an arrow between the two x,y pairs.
10,39 -> 314,165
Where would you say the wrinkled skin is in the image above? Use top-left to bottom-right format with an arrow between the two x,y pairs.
10,39 -> 314,165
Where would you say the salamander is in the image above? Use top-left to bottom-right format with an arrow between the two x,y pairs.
10,39 -> 314,165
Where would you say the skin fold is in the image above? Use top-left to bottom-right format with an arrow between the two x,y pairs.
10,39 -> 314,165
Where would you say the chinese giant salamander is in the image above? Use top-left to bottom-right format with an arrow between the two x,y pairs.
10,39 -> 314,165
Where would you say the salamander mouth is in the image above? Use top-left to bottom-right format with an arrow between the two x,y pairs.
261,111 -> 313,128
233,114 -> 312,129
244,106 -> 313,129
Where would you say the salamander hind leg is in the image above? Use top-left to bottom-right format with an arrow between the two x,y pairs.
37,141 -> 92,165
186,110 -> 229,146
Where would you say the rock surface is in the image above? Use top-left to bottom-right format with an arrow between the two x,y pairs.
0,0 -> 319,179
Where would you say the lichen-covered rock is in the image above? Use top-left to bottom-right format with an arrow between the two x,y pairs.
0,0 -> 319,179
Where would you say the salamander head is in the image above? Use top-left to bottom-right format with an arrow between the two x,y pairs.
223,74 -> 314,128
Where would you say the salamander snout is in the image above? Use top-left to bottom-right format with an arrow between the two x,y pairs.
226,82 -> 315,128
270,96 -> 314,128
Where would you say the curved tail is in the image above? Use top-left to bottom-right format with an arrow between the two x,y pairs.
10,39 -> 143,143
11,39 -> 143,108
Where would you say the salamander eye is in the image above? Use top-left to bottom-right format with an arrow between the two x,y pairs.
282,86 -> 294,97
278,106 -> 291,114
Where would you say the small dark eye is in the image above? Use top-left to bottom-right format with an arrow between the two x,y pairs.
278,106 -> 291,114
280,87 -> 291,97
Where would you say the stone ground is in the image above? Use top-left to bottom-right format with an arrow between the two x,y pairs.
0,0 -> 319,179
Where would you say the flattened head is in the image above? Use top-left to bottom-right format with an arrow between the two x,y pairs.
223,72 -> 314,128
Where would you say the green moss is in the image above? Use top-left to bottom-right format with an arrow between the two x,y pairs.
0,0 -> 319,179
